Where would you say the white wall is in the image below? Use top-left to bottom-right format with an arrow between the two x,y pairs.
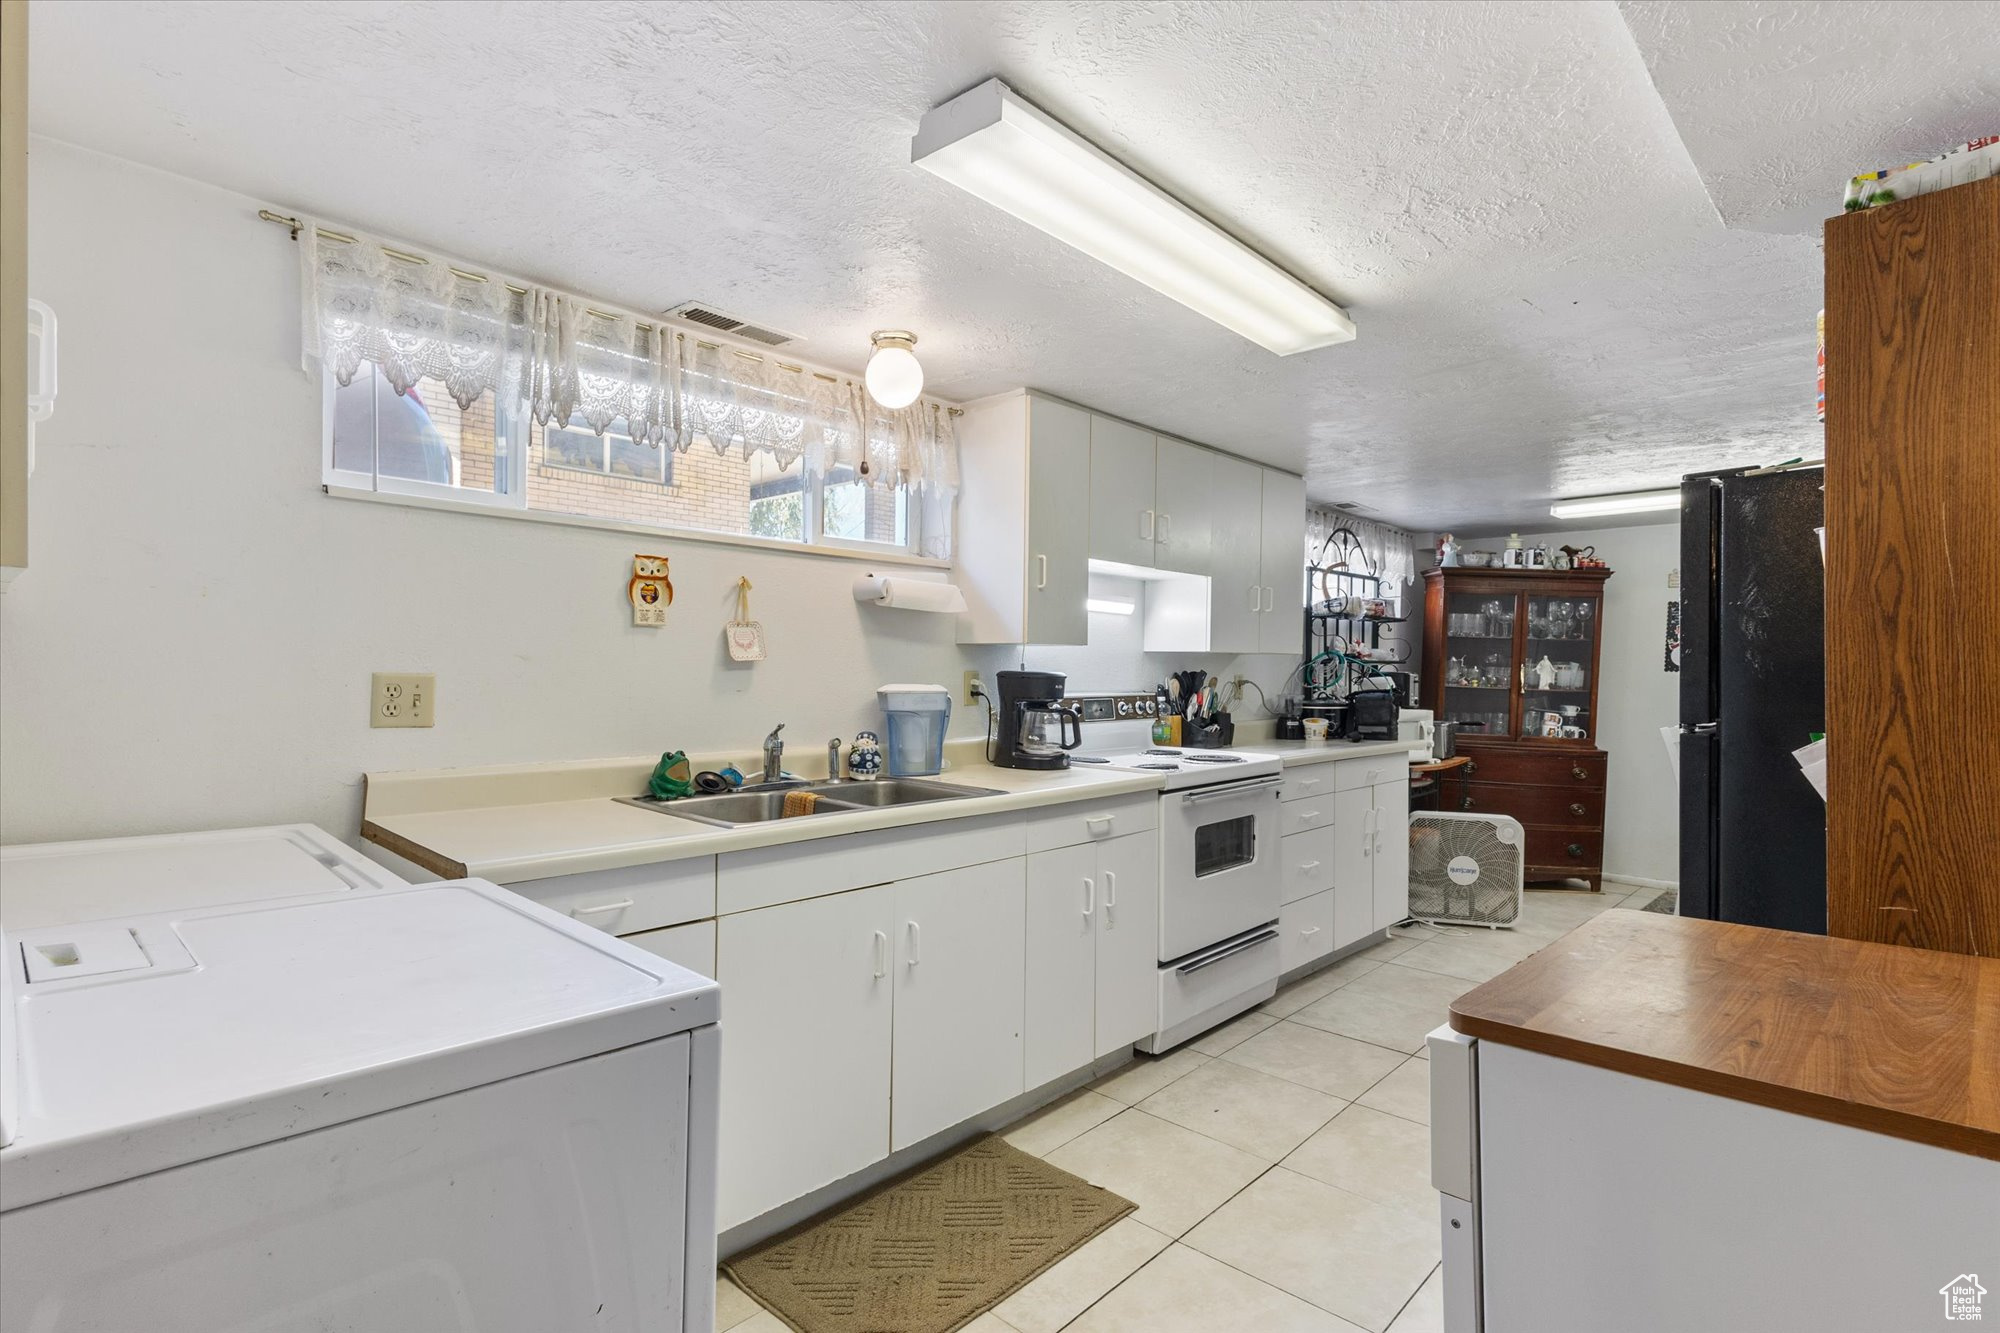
1512,522 -> 1681,886
0,140 -> 1016,845
0,141 -> 1308,849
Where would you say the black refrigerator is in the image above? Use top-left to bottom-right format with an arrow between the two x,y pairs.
1678,467 -> 1827,933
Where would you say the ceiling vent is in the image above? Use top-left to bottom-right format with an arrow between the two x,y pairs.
1329,500 -> 1375,514
661,301 -> 800,347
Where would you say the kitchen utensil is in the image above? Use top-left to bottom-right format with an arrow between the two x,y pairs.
725,577 -> 765,661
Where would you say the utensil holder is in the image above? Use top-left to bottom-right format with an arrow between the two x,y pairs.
1185,713 -> 1234,748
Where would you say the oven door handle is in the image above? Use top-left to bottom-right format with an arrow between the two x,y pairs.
1179,775 -> 1285,805
1176,927 -> 1281,975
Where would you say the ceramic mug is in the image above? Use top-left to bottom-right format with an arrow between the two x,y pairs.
1561,725 -> 1586,739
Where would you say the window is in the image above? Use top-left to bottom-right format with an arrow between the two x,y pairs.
327,360 -> 927,556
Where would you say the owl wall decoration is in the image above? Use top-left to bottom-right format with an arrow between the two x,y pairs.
629,554 -> 673,627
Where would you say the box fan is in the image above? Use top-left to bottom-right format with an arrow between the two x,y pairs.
1408,812 -> 1524,928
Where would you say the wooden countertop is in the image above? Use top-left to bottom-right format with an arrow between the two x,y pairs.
1450,910 -> 2000,1160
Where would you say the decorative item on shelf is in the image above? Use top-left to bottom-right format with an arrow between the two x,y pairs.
864,331 -> 923,409
1437,533 -> 1460,567
1533,655 -> 1557,690
1501,533 -> 1525,569
847,731 -> 883,781
725,577 -> 766,661
629,554 -> 673,627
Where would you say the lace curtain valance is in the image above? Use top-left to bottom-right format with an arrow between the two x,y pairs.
1305,509 -> 1417,590
297,219 -> 960,509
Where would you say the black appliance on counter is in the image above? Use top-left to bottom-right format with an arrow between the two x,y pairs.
992,670 -> 1083,770
1678,466 -> 1827,933
1343,689 -> 1399,742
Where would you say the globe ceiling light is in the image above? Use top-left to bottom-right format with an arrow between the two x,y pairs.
865,331 -> 924,410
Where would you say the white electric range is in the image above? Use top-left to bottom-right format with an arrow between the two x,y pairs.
1072,744 -> 1287,1051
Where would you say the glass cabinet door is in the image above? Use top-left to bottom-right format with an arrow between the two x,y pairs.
1521,591 -> 1600,740
1440,590 -> 1519,739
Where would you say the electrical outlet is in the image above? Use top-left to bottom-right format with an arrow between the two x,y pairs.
371,673 -> 435,728
964,670 -> 985,704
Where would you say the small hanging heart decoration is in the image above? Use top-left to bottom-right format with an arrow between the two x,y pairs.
726,576 -> 766,661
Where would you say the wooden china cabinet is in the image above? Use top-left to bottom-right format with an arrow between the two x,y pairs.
1420,567 -> 1614,891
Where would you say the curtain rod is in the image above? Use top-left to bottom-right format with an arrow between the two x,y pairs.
260,208 -> 962,412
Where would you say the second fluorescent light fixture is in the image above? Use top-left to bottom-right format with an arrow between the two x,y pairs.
1548,489 -> 1681,520
913,79 -> 1355,356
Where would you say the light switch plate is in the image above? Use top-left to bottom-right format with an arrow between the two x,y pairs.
371,672 -> 435,728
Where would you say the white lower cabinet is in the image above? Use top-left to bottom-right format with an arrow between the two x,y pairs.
1280,823 -> 1339,905
1329,764 -> 1414,947
714,885 -> 895,1231
1024,831 -> 1161,1088
890,859 -> 1027,1151
621,919 -> 716,979
1279,890 -> 1335,973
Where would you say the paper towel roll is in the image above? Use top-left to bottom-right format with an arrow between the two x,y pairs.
853,575 -> 968,614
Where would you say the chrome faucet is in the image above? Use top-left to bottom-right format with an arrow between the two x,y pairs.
828,737 -> 844,782
761,724 -> 786,784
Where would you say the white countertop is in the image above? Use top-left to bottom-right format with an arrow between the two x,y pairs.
362,739 -> 1422,884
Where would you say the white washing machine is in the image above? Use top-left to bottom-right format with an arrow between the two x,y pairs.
0,873 -> 720,1332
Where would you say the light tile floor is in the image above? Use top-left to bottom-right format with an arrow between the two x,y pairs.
718,884 -> 1651,1333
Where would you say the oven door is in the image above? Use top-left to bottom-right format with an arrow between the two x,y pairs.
1159,774 -> 1284,960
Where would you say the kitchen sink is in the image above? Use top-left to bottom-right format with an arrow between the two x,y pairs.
618,778 -> 1002,828
798,778 -> 1002,808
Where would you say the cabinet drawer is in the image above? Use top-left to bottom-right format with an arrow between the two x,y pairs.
1460,747 -> 1605,789
1523,828 -> 1604,872
1333,757 -> 1407,793
720,814 -> 1025,915
1279,890 -> 1336,974
1281,795 -> 1336,837
1457,782 -> 1603,828
1281,825 -> 1339,904
1024,793 -> 1159,854
620,919 -> 716,980
1280,767 -> 1334,804
509,856 -> 716,936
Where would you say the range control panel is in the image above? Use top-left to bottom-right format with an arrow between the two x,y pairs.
1060,693 -> 1160,722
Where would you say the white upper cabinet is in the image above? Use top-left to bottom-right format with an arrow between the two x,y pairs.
956,392 -> 1089,645
1258,469 -> 1307,653
1087,415 -> 1157,568
1151,437 -> 1213,575
1206,455 -> 1266,654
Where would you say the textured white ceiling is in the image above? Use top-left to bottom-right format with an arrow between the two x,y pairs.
26,1 -> 1996,530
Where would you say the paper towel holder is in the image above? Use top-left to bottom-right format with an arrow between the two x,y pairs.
852,572 -> 968,614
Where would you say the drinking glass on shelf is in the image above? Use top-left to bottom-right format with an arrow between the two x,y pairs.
1577,603 -> 1594,638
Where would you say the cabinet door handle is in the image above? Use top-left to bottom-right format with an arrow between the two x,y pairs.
1573,766 -> 1589,781
906,920 -> 921,966
1142,509 -> 1155,540
1567,843 -> 1585,859
1036,554 -> 1049,589
1298,860 -> 1321,873
1264,586 -> 1276,612
571,899 -> 634,919
1361,806 -> 1375,857
1301,925 -> 1321,938
1103,870 -> 1117,926
1296,777 -> 1321,791
1082,875 -> 1096,919
1249,583 -> 1262,610
1297,809 -> 1321,822
1158,512 -> 1171,543
1464,760 -> 1477,775
1461,795 -> 1476,811
1086,815 -> 1114,837
873,929 -> 888,979
1570,802 -> 1587,817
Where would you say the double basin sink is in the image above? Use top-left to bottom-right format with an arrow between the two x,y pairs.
619,777 -> 1003,829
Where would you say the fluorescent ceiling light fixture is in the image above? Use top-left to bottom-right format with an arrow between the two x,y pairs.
1548,489 -> 1682,520
912,79 -> 1355,356
1086,597 -> 1137,616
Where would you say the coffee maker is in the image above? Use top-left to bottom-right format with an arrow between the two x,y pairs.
992,670 -> 1082,770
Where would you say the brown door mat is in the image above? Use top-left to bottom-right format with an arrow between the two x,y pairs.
723,1134 -> 1136,1333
